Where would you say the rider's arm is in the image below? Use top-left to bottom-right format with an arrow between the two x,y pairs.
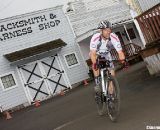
89,33 -> 100,64
90,50 -> 97,64
117,50 -> 125,63
110,33 -> 125,62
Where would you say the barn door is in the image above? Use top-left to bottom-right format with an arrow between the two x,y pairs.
18,55 -> 70,103
40,55 -> 69,94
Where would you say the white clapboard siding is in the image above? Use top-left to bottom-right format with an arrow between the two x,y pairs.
83,0 -> 119,11
67,1 -> 132,40
137,0 -> 159,12
144,53 -> 160,75
70,1 -> 87,14
0,7 -> 73,55
0,6 -> 89,110
0,70 -> 28,111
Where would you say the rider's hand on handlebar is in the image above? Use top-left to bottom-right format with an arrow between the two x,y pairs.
119,59 -> 125,64
119,59 -> 129,70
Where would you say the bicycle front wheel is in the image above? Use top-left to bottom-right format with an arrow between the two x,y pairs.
106,75 -> 120,122
95,91 -> 106,116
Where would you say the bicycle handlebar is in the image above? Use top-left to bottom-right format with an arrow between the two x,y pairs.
95,56 -> 129,70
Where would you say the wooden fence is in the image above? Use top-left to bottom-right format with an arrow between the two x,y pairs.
110,43 -> 142,60
135,3 -> 160,45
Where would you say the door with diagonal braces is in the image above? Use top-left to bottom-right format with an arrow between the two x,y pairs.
18,55 -> 70,102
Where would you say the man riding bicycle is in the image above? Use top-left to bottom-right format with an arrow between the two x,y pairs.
89,20 -> 125,94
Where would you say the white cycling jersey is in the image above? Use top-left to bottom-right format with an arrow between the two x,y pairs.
90,32 -> 122,54
89,33 -> 122,68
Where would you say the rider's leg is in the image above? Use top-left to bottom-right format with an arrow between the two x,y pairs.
108,69 -> 115,95
110,69 -> 115,76
92,67 -> 101,92
92,67 -> 100,85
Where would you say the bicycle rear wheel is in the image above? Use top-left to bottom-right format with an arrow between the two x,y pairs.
106,75 -> 120,122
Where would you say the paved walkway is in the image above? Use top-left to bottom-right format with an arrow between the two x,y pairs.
0,61 -> 160,130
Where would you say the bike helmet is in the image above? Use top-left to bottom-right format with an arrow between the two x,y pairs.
97,20 -> 112,29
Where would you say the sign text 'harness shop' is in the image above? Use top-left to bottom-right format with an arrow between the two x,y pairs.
0,13 -> 60,41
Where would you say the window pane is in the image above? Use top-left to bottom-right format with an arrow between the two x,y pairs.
68,61 -> 72,66
10,80 -> 16,86
3,83 -> 8,88
7,82 -> 12,88
1,74 -> 16,89
65,53 -> 78,67
127,28 -> 136,39
8,75 -> 13,80
6,77 -> 10,82
1,77 -> 6,83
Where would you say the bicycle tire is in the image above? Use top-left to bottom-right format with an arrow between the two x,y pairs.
106,75 -> 120,122
95,92 -> 106,116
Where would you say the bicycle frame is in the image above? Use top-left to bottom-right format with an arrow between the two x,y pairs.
95,58 -> 121,121
100,67 -> 110,97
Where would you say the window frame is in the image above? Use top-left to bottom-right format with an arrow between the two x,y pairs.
64,52 -> 80,69
0,72 -> 18,91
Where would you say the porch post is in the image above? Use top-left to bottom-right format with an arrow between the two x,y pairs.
129,8 -> 146,48
133,19 -> 146,48
123,24 -> 132,43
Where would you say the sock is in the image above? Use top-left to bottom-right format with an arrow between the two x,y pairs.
95,76 -> 100,85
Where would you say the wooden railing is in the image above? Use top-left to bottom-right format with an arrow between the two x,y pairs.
86,43 -> 142,67
110,43 -> 142,60
135,3 -> 160,44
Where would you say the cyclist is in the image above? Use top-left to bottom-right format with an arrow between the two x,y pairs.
89,20 -> 125,94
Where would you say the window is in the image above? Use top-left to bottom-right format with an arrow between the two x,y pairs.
64,53 -> 79,68
122,28 -> 136,40
0,73 -> 17,90
127,28 -> 136,39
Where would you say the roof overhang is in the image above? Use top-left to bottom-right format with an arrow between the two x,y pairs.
112,18 -> 134,27
4,39 -> 67,65
76,18 -> 134,42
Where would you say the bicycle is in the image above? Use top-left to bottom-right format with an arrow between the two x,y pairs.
94,56 -> 122,122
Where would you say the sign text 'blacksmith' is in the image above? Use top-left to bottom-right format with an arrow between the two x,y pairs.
0,13 -> 61,41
